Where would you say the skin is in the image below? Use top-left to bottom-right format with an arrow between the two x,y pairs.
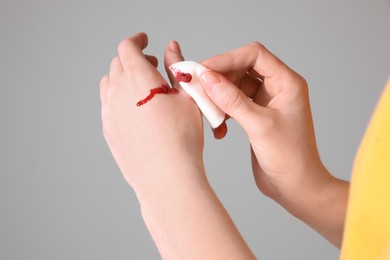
200,42 -> 349,247
100,33 -> 255,259
100,32 -> 350,257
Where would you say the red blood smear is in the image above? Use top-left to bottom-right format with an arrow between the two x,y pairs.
136,84 -> 178,106
175,70 -> 192,83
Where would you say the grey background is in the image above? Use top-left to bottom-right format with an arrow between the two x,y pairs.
1,0 -> 389,259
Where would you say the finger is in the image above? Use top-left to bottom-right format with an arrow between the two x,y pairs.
201,71 -> 264,131
99,74 -> 109,103
109,56 -> 123,81
202,42 -> 291,86
212,121 -> 227,140
164,40 -> 185,86
145,54 -> 158,68
248,68 -> 264,81
253,82 -> 274,107
238,74 -> 263,100
117,32 -> 149,70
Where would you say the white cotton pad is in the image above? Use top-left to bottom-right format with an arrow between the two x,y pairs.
169,61 -> 225,129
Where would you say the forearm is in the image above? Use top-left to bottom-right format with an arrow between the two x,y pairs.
275,166 -> 349,248
132,163 -> 255,259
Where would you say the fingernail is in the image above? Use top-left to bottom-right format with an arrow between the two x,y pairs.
169,40 -> 181,53
201,71 -> 221,86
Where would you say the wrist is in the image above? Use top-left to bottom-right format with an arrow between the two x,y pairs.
273,165 -> 349,247
280,165 -> 332,212
130,159 -> 207,203
262,162 -> 330,204
128,161 -> 256,259
115,137 -> 204,191
132,161 -> 255,259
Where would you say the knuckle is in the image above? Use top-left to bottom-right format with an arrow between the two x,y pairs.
99,75 -> 109,88
117,38 -> 132,54
287,72 -> 309,97
249,41 -> 266,53
250,41 -> 263,49
222,90 -> 244,114
110,56 -> 121,70
299,76 -> 309,95
294,73 -> 308,87
111,56 -> 120,65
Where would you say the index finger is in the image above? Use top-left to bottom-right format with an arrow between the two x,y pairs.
202,42 -> 291,81
117,32 -> 149,70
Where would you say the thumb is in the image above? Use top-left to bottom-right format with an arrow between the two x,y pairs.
201,71 -> 260,130
164,40 -> 185,87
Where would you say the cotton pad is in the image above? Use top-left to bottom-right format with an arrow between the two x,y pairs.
169,61 -> 225,129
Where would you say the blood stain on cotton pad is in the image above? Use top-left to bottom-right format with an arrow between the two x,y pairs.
175,70 -> 192,83
169,61 -> 225,129
136,84 -> 178,106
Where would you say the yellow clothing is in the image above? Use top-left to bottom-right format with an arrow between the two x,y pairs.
341,79 -> 390,259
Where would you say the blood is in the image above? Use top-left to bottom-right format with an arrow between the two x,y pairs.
175,70 -> 192,83
136,84 -> 178,106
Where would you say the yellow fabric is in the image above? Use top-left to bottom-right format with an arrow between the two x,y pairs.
341,79 -> 390,260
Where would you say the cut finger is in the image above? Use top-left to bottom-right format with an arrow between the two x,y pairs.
164,40 -> 185,86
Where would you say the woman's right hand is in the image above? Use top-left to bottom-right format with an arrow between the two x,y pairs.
200,42 -> 348,247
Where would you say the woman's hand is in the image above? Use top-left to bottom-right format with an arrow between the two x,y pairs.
201,42 -> 328,203
100,33 -> 204,190
99,33 -> 255,259
201,42 -> 349,247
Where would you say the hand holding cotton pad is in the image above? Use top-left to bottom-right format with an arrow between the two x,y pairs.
169,61 -> 225,129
